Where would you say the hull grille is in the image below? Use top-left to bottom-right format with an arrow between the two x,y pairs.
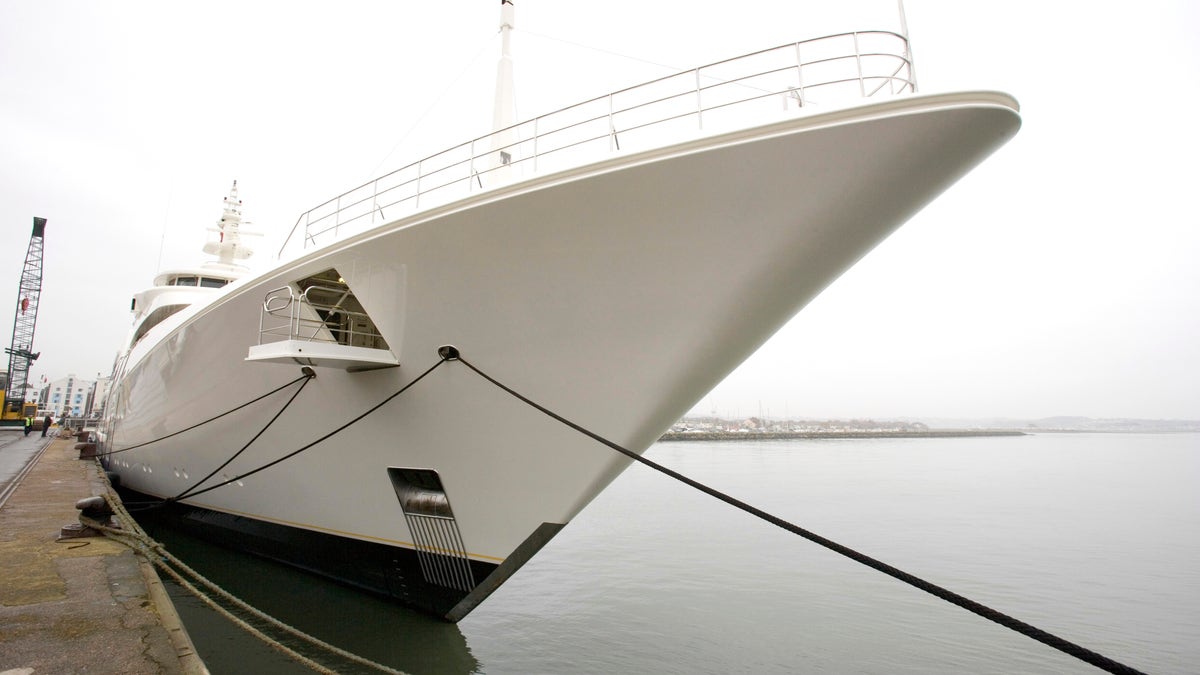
403,513 -> 476,592
388,467 -> 476,592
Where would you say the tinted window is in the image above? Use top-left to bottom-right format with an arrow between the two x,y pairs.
131,304 -> 188,345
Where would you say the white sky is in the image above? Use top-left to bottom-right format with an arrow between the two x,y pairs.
1,1 -> 1197,421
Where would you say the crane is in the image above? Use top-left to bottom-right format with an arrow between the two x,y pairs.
2,217 -> 46,424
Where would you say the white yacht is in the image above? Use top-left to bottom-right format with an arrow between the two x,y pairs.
100,5 -> 1020,620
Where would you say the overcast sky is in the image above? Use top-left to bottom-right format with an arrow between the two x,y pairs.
1,1 -> 1197,421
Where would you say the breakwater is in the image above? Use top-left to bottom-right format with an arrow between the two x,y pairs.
659,429 -> 1027,442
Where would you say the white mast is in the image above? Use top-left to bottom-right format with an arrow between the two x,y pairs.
897,0 -> 917,91
490,0 -> 517,174
202,180 -> 257,268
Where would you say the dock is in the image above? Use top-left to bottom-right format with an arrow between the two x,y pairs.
0,429 -> 206,674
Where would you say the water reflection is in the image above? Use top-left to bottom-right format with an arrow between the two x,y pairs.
146,524 -> 480,674
139,435 -> 1197,674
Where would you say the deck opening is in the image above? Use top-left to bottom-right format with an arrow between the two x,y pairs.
247,267 -> 399,369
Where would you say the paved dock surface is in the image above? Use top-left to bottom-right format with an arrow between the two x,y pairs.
0,429 -> 206,674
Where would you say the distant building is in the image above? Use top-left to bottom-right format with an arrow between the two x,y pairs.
38,373 -> 95,417
90,375 -> 112,417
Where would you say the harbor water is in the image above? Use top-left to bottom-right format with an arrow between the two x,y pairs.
148,432 -> 1199,673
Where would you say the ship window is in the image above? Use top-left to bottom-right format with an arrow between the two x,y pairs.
199,277 -> 227,288
131,304 -> 188,346
174,276 -> 198,286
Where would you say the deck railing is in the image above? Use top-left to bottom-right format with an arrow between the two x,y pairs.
257,285 -> 387,349
278,30 -> 915,258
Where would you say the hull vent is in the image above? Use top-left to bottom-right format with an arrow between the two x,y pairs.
387,467 -> 476,592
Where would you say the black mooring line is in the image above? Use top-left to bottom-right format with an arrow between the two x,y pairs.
171,371 -> 317,502
451,350 -> 1145,675
103,371 -> 314,456
180,357 -> 447,501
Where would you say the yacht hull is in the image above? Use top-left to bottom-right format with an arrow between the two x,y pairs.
102,93 -> 1020,620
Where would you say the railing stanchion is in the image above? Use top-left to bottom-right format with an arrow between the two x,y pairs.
282,32 -> 914,253
608,94 -> 615,152
794,42 -> 806,108
469,139 -> 476,192
290,288 -> 300,341
371,181 -> 379,224
334,194 -> 342,240
415,160 -> 423,210
854,32 -> 866,98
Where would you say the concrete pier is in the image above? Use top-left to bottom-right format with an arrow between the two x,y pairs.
0,429 -> 206,674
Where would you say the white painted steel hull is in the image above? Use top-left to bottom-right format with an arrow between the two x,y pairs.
103,92 -> 1020,619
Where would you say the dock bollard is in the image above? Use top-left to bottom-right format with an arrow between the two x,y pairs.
61,495 -> 116,539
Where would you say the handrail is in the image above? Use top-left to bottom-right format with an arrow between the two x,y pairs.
258,285 -> 388,348
278,30 -> 915,258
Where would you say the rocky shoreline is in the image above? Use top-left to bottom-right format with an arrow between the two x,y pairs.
659,429 -> 1027,442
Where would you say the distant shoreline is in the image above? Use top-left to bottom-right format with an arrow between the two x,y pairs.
658,430 -> 1027,442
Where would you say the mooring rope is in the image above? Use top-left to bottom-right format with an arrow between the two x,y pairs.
88,470 -> 406,675
449,349 -> 1146,675
103,371 -> 314,457
88,359 -> 452,669
176,357 -> 447,501
114,357 -> 445,512
169,370 -> 316,503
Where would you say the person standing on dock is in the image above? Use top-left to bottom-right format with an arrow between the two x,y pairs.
23,415 -> 32,436
41,413 -> 52,437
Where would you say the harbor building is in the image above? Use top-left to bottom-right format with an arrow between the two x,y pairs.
37,373 -> 95,417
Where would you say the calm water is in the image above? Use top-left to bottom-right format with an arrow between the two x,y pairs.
151,432 -> 1199,674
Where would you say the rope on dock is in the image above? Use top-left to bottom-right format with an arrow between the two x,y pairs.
85,463 -> 407,675
450,350 -> 1148,675
95,344 -> 1147,673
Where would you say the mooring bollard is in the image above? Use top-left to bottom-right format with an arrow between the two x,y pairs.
61,494 -> 116,539
75,439 -> 97,459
